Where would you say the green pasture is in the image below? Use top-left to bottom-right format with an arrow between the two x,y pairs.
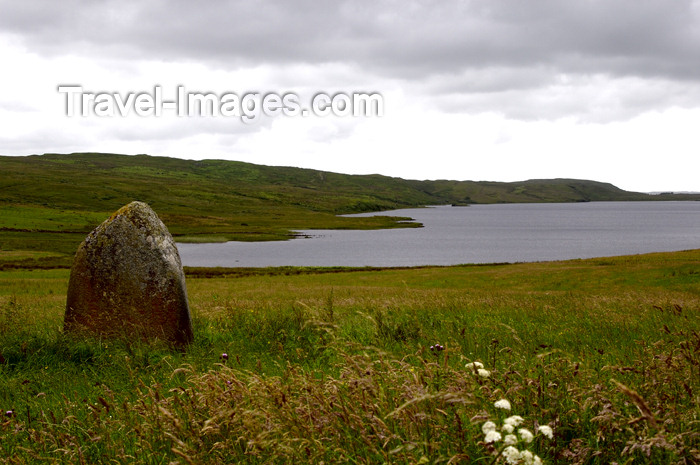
0,250 -> 698,463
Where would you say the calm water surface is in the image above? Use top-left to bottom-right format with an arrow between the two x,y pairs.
177,201 -> 700,267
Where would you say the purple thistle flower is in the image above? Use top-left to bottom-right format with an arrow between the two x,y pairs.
221,353 -> 229,361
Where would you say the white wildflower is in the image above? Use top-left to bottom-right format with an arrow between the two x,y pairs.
502,423 -> 515,433
484,430 -> 502,443
537,424 -> 554,439
465,361 -> 484,370
533,455 -> 542,465
520,450 -> 534,464
502,446 -> 522,464
504,434 -> 518,445
504,415 -> 525,427
518,427 -> 534,443
477,368 -> 491,378
481,421 -> 497,435
494,398 -> 511,410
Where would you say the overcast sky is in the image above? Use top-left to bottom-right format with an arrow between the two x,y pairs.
1,0 -> 699,192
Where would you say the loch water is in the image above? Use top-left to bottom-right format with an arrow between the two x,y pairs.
177,201 -> 700,267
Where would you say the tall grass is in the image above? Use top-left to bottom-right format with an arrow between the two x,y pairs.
1,250 -> 699,463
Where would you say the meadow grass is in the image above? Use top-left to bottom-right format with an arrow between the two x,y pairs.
0,250 -> 698,463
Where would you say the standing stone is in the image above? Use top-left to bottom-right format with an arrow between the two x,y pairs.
64,201 -> 193,346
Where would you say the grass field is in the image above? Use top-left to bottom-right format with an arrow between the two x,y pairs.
0,250 -> 699,463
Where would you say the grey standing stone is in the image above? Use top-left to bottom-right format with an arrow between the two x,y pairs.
64,201 -> 193,346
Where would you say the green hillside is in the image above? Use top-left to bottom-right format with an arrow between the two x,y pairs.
1,152 -> 697,268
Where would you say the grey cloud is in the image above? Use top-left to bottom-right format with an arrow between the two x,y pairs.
0,127 -> 88,155
430,74 -> 700,122
105,115 -> 267,142
4,0 -> 698,78
419,66 -> 556,95
3,0 -> 700,121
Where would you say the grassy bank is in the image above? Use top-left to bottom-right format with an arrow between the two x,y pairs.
0,250 -> 699,463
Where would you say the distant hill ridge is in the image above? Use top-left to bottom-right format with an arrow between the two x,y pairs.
2,152 -> 689,207
3,152 -> 699,213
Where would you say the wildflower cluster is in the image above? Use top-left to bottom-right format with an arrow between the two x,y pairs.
465,360 -> 491,378
429,343 -> 445,355
481,399 -> 554,464
494,398 -> 511,410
